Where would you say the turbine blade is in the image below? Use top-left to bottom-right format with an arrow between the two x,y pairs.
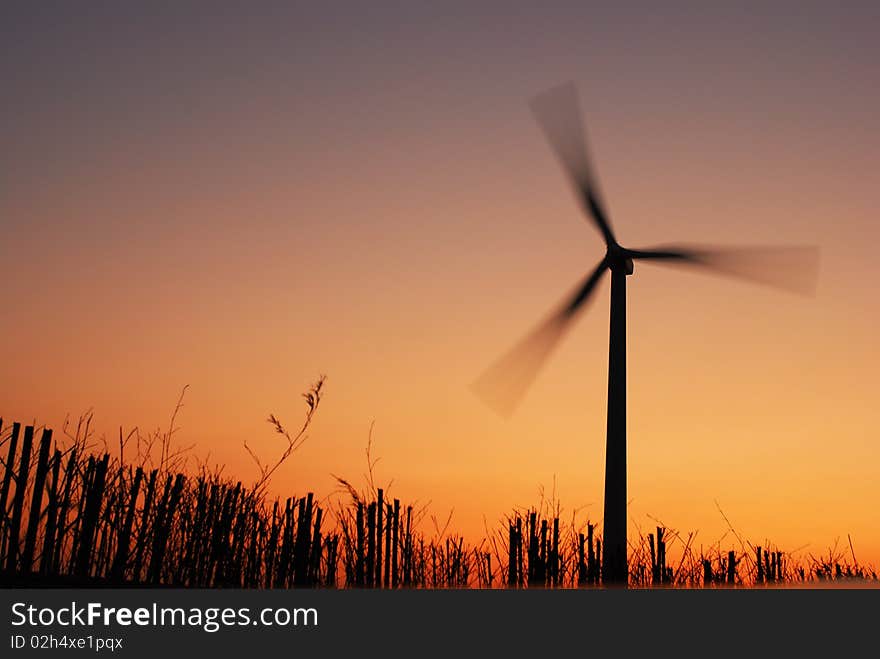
626,244 -> 820,295
472,260 -> 608,417
530,82 -> 616,246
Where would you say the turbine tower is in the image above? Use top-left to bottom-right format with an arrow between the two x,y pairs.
473,82 -> 819,586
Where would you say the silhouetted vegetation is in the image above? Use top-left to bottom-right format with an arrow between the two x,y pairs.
1,399 -> 876,588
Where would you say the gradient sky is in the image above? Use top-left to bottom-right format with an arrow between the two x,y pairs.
2,2 -> 879,565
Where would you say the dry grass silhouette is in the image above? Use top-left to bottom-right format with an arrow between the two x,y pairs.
0,384 -> 876,588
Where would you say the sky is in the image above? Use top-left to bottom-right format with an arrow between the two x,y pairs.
2,2 -> 879,565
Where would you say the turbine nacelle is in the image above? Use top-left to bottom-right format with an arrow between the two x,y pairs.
606,244 -> 634,276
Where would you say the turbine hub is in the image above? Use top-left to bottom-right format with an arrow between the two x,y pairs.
606,245 -> 634,276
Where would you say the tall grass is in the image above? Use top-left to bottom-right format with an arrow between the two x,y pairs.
0,402 -> 876,588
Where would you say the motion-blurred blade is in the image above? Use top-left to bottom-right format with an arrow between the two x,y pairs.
530,82 -> 616,246
472,260 -> 608,417
626,245 -> 820,295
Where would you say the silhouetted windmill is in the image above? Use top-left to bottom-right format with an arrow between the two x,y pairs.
473,82 -> 819,587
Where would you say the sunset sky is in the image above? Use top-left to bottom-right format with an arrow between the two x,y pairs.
2,2 -> 879,565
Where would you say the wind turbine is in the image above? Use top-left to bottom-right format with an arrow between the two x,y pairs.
473,82 -> 819,586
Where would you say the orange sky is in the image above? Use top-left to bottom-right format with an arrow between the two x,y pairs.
2,3 -> 879,565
